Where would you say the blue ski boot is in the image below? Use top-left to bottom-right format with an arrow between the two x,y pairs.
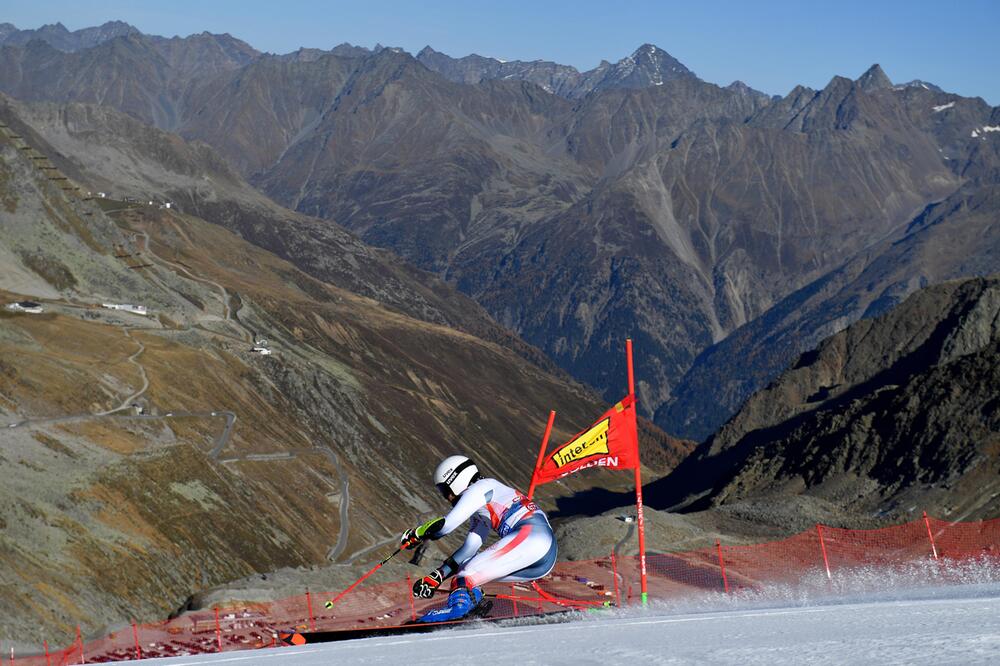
417,585 -> 484,623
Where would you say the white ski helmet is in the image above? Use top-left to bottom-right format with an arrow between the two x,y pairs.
434,455 -> 480,501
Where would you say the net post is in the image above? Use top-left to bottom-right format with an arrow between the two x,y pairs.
816,524 -> 832,579
131,621 -> 142,661
716,540 -> 730,593
214,607 -> 223,652
511,584 -> 519,617
76,624 -> 85,664
923,511 -> 939,560
305,588 -> 316,631
527,410 -> 556,500
627,339 -> 648,605
611,552 -> 621,606
406,575 -> 417,621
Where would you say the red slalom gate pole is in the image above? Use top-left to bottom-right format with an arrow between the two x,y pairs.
611,552 -> 621,606
43,640 -> 50,666
511,584 -> 519,617
817,524 -> 832,579
406,576 -> 416,622
131,621 -> 142,661
627,339 -> 649,605
305,589 -> 316,631
527,411 -> 556,500
214,607 -> 222,652
716,540 -> 730,594
923,511 -> 940,560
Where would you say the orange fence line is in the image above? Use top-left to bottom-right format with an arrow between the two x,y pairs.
7,513 -> 999,664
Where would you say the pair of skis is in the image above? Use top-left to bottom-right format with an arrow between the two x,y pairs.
280,599 -> 498,645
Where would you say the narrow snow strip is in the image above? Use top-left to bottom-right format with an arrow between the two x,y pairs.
149,647 -> 324,665
932,101 -> 955,112
982,125 -> 1000,133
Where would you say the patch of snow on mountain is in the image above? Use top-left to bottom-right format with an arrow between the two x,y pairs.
933,101 -> 955,112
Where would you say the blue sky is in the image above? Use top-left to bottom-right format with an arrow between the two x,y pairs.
6,0 -> 999,103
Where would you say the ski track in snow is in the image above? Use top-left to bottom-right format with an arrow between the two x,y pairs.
138,581 -> 1000,665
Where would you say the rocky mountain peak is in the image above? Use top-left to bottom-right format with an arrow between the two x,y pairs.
604,43 -> 696,87
415,45 -> 455,69
327,43 -> 370,58
856,63 -> 893,91
726,80 -> 772,101
40,21 -> 69,33
900,79 -> 943,92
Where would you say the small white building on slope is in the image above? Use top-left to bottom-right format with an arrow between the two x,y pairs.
5,301 -> 44,314
102,303 -> 149,316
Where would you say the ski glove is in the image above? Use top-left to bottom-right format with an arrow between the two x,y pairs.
400,516 -> 446,550
412,568 -> 444,599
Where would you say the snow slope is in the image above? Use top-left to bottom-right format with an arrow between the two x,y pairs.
141,582 -> 1000,665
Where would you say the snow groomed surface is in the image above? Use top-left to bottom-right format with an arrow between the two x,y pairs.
139,579 -> 1000,665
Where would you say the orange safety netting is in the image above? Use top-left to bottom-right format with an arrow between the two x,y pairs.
6,513 -> 999,663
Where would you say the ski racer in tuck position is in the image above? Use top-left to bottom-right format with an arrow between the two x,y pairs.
400,455 -> 558,622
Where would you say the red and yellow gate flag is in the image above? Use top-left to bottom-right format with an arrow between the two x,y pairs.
531,395 -> 639,486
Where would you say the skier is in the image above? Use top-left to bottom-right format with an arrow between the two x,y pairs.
399,455 -> 558,622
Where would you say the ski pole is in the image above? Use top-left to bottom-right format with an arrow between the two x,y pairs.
324,547 -> 402,609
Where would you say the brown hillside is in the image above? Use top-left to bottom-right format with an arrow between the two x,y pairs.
0,113 -> 686,644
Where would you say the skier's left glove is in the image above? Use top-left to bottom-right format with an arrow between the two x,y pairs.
412,568 -> 444,598
400,516 -> 445,550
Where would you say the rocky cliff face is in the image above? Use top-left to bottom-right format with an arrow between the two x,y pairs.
651,276 -> 1000,521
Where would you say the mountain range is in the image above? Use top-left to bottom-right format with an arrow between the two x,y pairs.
1,20 -> 997,438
